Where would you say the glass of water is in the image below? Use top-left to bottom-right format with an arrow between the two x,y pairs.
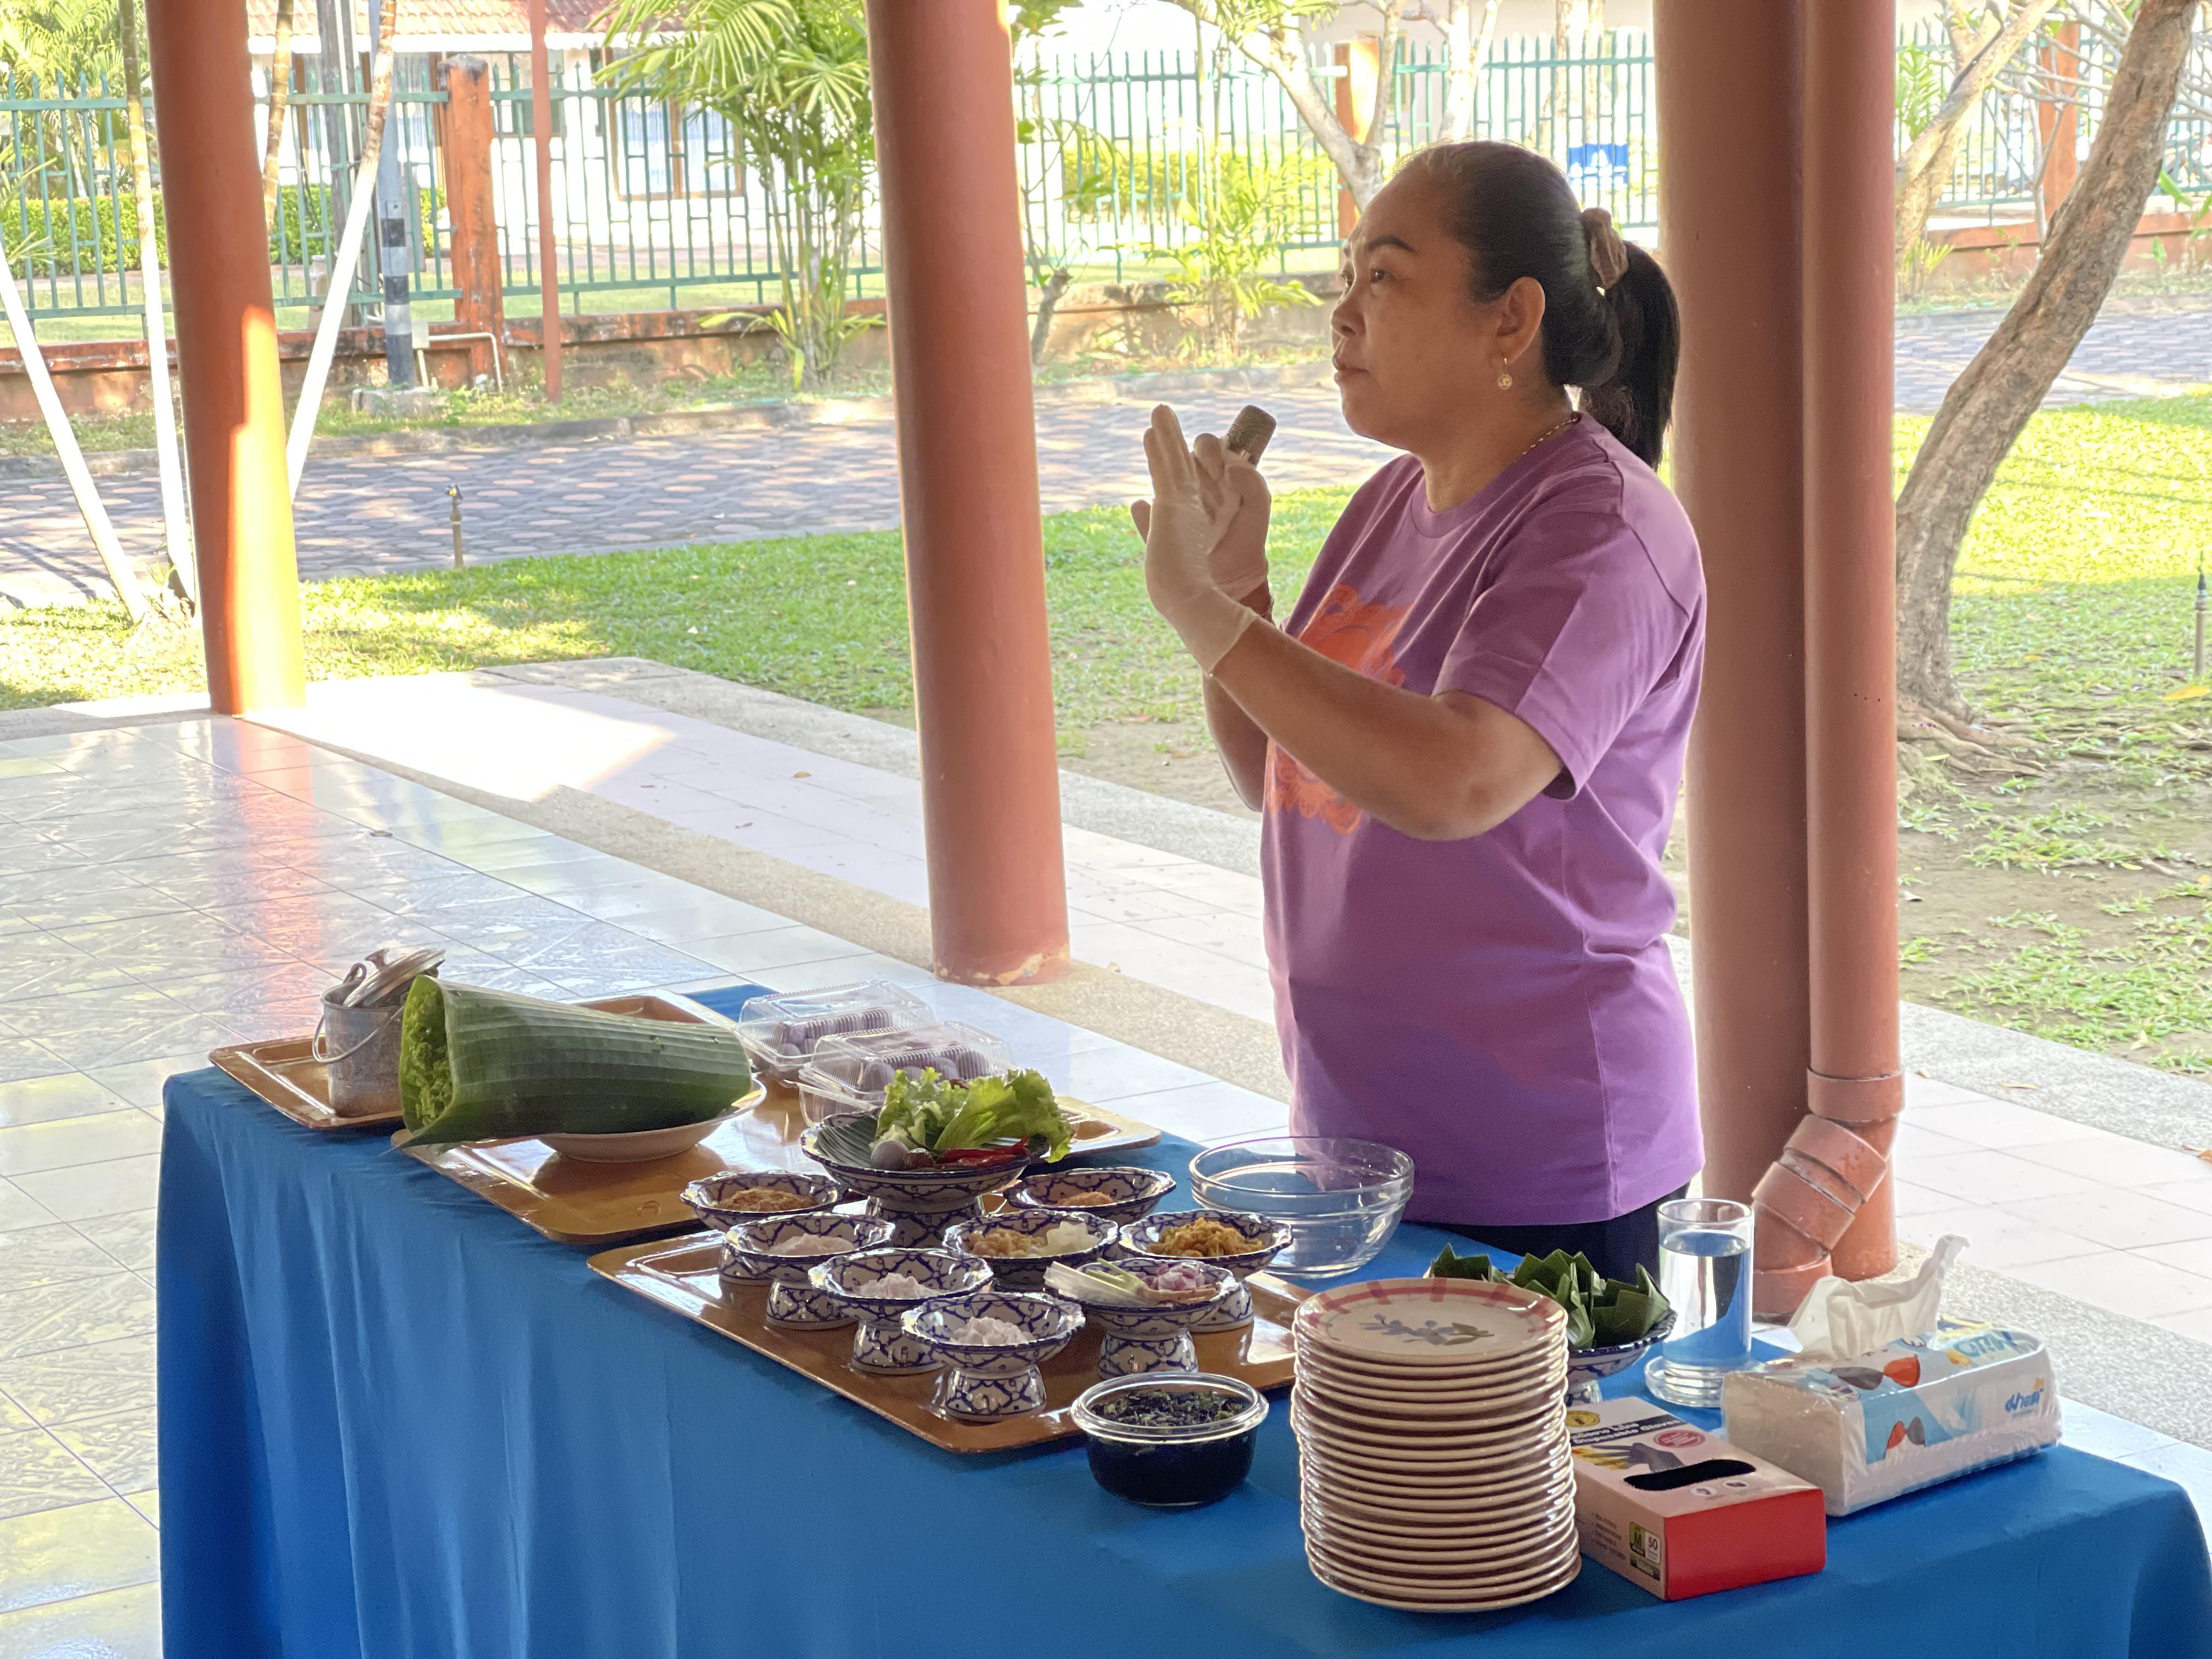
1642,1197 -> 1754,1409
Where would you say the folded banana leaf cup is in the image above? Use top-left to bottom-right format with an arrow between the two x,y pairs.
396,979 -> 755,1149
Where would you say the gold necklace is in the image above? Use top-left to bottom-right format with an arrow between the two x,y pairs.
1514,410 -> 1580,463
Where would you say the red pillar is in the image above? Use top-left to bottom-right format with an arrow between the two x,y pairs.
862,0 -> 1070,986
528,0 -> 562,403
1333,38 -> 1381,238
146,0 -> 304,713
1804,1 -> 1901,1284
439,57 -> 504,386
1654,1 -> 1809,1204
2036,21 -> 2082,232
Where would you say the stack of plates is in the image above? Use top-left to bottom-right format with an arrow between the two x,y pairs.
1291,1277 -> 1580,1612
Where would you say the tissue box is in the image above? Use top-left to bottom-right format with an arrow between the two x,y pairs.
1566,1397 -> 1826,1599
1720,1320 -> 2061,1516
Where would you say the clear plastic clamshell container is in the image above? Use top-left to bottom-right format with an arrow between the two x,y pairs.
733,980 -> 932,1085
794,1020 -> 1013,1126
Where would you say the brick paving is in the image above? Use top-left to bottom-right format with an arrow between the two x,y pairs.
4,298 -> 2208,606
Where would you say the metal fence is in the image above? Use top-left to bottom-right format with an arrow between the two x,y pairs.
4,29 -> 2209,325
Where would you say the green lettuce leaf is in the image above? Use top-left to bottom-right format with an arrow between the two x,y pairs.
1426,1243 -> 1667,1349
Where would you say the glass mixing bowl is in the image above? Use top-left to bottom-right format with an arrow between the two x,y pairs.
1186,1136 -> 1414,1279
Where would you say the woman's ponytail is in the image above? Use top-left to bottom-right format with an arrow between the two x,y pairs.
1413,143 -> 1683,470
1582,241 -> 1679,470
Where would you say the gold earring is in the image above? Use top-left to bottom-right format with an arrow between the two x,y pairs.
1497,362 -> 1513,391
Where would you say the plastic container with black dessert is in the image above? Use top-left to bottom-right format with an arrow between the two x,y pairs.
1070,1373 -> 1269,1508
793,1020 -> 1013,1125
733,981 -> 932,1086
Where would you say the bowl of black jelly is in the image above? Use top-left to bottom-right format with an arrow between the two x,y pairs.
1070,1373 -> 1269,1508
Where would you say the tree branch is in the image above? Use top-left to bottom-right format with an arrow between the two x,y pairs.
1897,0 -> 2062,260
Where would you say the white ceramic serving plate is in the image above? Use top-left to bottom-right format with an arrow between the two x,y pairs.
1292,1277 -> 1566,1369
1304,1537 -> 1581,1609
1293,1334 -> 1567,1390
1301,1481 -> 1576,1541
1291,1391 -> 1556,1443
541,1103 -> 749,1164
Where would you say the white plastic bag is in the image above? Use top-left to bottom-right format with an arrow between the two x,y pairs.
1786,1235 -> 1966,1364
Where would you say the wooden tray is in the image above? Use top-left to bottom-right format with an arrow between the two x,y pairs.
210,992 -> 729,1132
588,1234 -> 1306,1452
403,1091 -> 1164,1248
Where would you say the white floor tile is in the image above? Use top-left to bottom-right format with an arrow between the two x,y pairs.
1896,1203 -> 2105,1269
2149,1305 -> 2212,1345
2009,1134 -> 2212,1189
2059,1401 -> 2176,1462
2118,1442 -> 2212,1531
2008,1252 -> 2212,1322
2002,1189 -> 2212,1252
1904,1098 -> 2099,1150
1905,1148 -> 2102,1207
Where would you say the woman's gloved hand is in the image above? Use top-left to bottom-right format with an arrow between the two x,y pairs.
1132,405 -> 1267,672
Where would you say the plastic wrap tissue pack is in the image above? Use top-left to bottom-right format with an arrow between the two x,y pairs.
1720,1319 -> 2060,1516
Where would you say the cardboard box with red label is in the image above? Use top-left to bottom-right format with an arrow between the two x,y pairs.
1566,1396 -> 1827,1600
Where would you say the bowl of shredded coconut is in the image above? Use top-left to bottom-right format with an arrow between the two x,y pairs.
808,1247 -> 996,1375
902,1290 -> 1084,1421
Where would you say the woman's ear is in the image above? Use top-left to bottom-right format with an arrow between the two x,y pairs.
1497,275 -> 1548,376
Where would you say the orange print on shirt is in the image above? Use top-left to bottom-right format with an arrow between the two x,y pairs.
1266,582 -> 1411,835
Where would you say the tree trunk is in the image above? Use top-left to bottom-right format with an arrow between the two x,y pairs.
1224,19 -> 1386,208
1029,266 -> 1070,364
1440,0 -> 1502,144
1895,0 -> 2060,263
1895,0 -> 2196,715
262,0 -> 296,225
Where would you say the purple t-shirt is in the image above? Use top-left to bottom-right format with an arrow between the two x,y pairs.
1262,420 -> 1705,1226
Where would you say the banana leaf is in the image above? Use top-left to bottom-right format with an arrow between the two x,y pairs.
396,979 -> 753,1148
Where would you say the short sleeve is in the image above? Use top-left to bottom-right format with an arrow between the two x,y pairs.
1436,513 -> 1691,799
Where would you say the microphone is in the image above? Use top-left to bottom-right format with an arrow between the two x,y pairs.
1224,404 -> 1277,466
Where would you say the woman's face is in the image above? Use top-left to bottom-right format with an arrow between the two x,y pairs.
1331,167 -> 1545,450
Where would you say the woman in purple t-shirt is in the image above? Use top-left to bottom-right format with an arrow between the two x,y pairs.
1136,143 -> 1705,1281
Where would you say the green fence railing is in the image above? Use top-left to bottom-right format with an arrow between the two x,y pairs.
5,30 -> 2210,326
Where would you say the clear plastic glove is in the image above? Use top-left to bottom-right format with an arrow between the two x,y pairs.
1134,405 -> 1262,672
1130,427 -> 1271,601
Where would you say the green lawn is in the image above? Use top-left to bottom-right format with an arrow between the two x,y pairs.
7,395 -> 2211,1069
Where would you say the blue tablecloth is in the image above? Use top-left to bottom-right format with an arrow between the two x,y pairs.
159,988 -> 2212,1659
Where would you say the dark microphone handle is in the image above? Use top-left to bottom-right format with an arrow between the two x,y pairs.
1224,404 -> 1277,465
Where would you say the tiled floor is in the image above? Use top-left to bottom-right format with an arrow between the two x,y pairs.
4,714 -> 2210,1651
0,716 -> 1295,1649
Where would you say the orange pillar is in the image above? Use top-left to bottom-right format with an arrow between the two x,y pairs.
2036,21 -> 2081,232
439,56 -> 504,385
1803,1 -> 1901,1284
1334,38 -> 1383,238
146,0 -> 304,713
1654,1 -> 1809,1204
862,0 -> 1070,986
528,0 -> 562,403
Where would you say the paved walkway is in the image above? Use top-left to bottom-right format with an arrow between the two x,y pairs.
5,298 -> 2209,606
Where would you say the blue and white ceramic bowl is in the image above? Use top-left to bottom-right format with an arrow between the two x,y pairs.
902,1290 -> 1083,1420
1565,1310 -> 1677,1405
724,1212 -> 896,1327
1007,1166 -> 1176,1227
941,1206 -> 1116,1292
682,1170 -> 841,1233
809,1248 -> 995,1375
800,1113 -> 1033,1247
1061,1259 -> 1238,1377
1116,1208 -> 1292,1332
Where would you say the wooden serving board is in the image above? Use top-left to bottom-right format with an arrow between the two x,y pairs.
588,1235 -> 1306,1452
403,1090 -> 1163,1248
210,992 -> 731,1132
